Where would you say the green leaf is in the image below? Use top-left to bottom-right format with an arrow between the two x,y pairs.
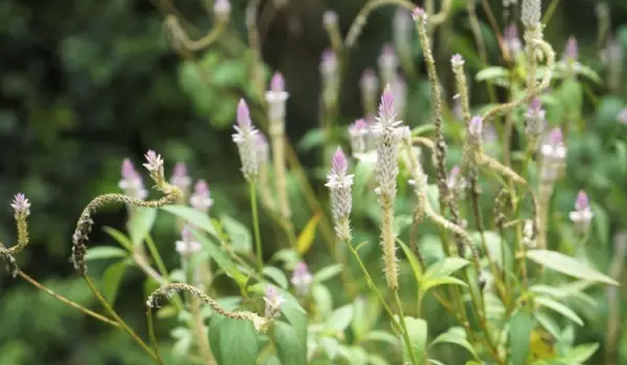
424,257 -> 470,278
312,283 -> 333,315
398,239 -> 424,283
297,128 -> 325,152
313,263 -> 343,283
279,291 -> 308,348
85,246 -> 128,261
263,266 -> 289,289
403,317 -> 428,363
526,250 -> 618,285
422,277 -> 468,292
327,305 -> 354,332
161,205 -> 218,237
271,321 -> 306,365
368,354 -> 391,365
362,330 -> 399,346
296,213 -> 320,255
102,259 -> 129,305
128,207 -> 157,246
429,327 -> 479,360
510,311 -> 534,365
535,296 -> 584,326
193,230 -> 247,285
563,343 -> 599,363
221,215 -> 252,253
208,316 -> 259,365
103,226 -> 133,251
475,66 -> 509,82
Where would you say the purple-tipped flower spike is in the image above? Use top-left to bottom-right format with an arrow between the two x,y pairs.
263,285 -> 286,319
332,147 -> 348,175
564,36 -> 578,62
569,190 -> 593,234
323,10 -> 338,28
119,158 -> 148,199
618,107 -> 627,125
11,193 -> 31,218
539,127 -> 567,183
376,85 -> 399,128
237,99 -> 252,129
233,100 -> 260,181
349,119 -> 369,156
451,54 -> 464,68
170,162 -> 192,191
176,225 -> 202,257
213,0 -> 231,21
525,97 -> 546,140
521,0 -> 542,29
411,7 -> 425,20
143,150 -> 166,184
378,44 -> 398,86
320,49 -> 338,78
190,179 -> 213,214
360,68 -> 379,96
290,262 -> 313,295
266,73 -> 289,123
504,24 -> 522,59
326,147 -> 354,242
469,116 -> 483,137
446,166 -> 466,195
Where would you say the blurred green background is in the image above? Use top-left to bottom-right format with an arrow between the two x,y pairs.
0,0 -> 626,364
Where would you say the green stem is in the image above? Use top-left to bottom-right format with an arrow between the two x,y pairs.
250,182 -> 263,271
344,241 -> 417,365
394,290 -> 421,365
145,235 -> 169,281
83,275 -> 159,363
146,308 -> 165,365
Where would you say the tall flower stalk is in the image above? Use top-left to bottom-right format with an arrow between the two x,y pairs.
233,100 -> 263,270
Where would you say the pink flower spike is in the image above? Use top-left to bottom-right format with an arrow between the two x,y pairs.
143,150 -> 164,174
195,180 -> 209,196
214,0 -> 231,16
350,118 -> 367,132
11,193 -> 31,217
379,84 -> 396,120
564,36 -> 578,61
270,73 -> 285,93
332,147 -> 348,175
237,99 -> 251,128
575,190 -> 589,211
469,116 -> 483,136
451,54 -> 464,67
548,128 -> 563,146
323,10 -> 338,27
412,7 -> 425,20
121,158 -> 136,180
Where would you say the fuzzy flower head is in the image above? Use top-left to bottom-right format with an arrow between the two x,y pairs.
411,7 -> 426,21
521,0 -> 542,29
213,0 -> 231,22
446,166 -> 466,196
563,36 -> 578,63
569,190 -> 593,234
451,54 -> 465,68
378,44 -> 398,85
323,10 -> 338,28
320,49 -> 338,79
11,193 -> 31,218
326,148 -> 354,241
119,158 -> 148,199
143,150 -> 165,184
539,128 -> 567,183
349,119 -> 369,156
290,262 -> 313,295
469,116 -> 483,140
266,73 -> 289,123
374,85 -> 401,131
170,162 -> 192,192
619,107 -> 627,125
525,98 -> 546,139
504,24 -> 523,59
360,68 -> 379,116
263,285 -> 287,319
190,179 -> 213,213
175,225 -> 203,257
233,100 -> 260,181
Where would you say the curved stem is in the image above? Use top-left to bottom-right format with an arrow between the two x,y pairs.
18,271 -> 119,328
83,274 -> 159,363
250,182 -> 264,271
146,308 -> 165,365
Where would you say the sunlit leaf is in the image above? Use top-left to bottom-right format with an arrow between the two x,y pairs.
102,259 -> 129,305
263,266 -> 289,289
193,230 -> 247,285
429,327 -> 479,360
85,246 -> 128,261
510,311 -> 534,365
535,296 -> 584,326
161,205 -> 218,237
221,214 -> 252,253
526,250 -> 618,285
271,321 -> 306,365
403,317 -> 428,363
313,263 -> 343,283
562,343 -> 599,363
296,213 -> 320,255
424,257 -> 470,279
475,66 -> 509,82
103,226 -> 133,251
208,315 -> 259,365
326,305 -> 354,332
128,207 -> 157,246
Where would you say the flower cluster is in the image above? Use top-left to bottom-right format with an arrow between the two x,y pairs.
119,159 -> 148,199
291,262 -> 313,296
569,191 -> 593,235
326,148 -> 354,242
232,100 -> 260,182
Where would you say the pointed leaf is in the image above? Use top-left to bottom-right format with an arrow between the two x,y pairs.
326,305 -> 354,332
128,207 -> 157,246
193,230 -> 247,285
296,213 -> 320,255
535,296 -> 584,326
422,276 -> 468,292
403,317 -> 428,363
271,321 -> 306,365
102,260 -> 129,305
221,215 -> 252,253
526,250 -> 618,285
161,205 -> 218,237
424,257 -> 470,279
510,311 -> 534,365
430,327 -> 479,360
563,343 -> 599,363
313,264 -> 343,283
398,239 -> 424,283
85,246 -> 128,261
208,316 -> 259,365
263,266 -> 289,289
103,226 -> 133,251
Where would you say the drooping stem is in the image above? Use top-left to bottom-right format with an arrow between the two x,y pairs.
84,275 -> 159,363
18,271 -> 119,328
250,182 -> 264,271
146,308 -> 165,365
